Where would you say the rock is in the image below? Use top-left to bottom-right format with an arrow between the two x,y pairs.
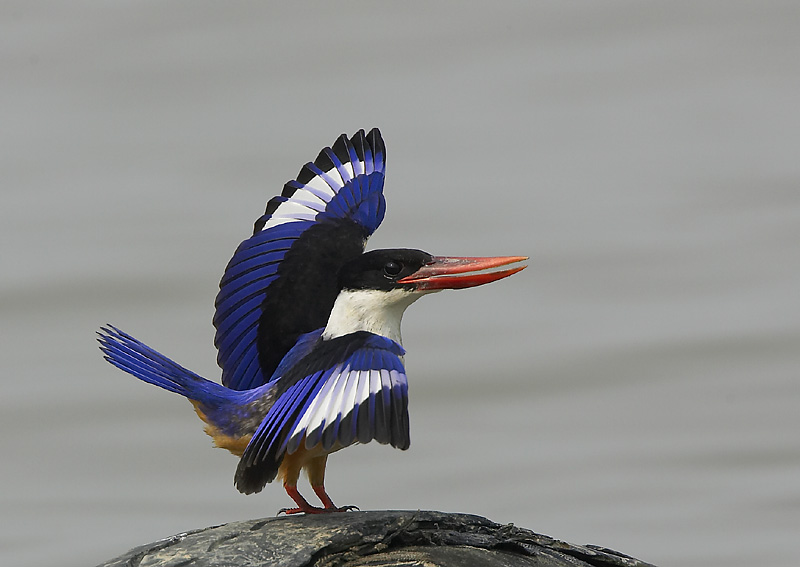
98,510 -> 656,567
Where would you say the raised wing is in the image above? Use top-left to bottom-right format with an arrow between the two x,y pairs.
234,331 -> 409,494
213,129 -> 387,391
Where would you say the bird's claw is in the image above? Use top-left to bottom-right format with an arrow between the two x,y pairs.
277,504 -> 359,515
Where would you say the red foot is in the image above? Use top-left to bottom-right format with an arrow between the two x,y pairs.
279,504 -> 326,515
312,484 -> 359,512
278,484 -> 358,515
278,504 -> 358,515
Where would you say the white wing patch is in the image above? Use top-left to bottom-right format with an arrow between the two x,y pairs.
304,174 -> 338,201
257,158 -> 368,232
287,365 -> 388,452
287,189 -> 328,209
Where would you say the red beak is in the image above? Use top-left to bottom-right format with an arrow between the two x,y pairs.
396,256 -> 528,291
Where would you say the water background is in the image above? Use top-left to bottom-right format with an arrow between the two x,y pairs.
2,3 -> 799,566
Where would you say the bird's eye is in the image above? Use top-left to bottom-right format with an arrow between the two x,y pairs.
383,261 -> 402,277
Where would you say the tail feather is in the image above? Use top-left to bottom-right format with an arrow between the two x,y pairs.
98,325 -> 234,408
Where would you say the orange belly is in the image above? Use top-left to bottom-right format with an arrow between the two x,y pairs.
191,401 -> 342,487
192,402 -> 252,457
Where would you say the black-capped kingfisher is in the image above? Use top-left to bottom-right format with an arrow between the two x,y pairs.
98,128 -> 527,514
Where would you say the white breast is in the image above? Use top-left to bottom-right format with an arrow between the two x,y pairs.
321,288 -> 422,344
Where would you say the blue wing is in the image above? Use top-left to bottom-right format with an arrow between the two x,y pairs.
233,331 -> 408,493
213,129 -> 387,391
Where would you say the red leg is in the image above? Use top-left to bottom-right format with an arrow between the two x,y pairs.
276,445 -> 357,514
279,484 -> 327,515
306,456 -> 358,512
312,484 -> 358,512
312,484 -> 337,509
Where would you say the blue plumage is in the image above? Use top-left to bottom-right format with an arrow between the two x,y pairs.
213,223 -> 310,390
98,325 -> 253,412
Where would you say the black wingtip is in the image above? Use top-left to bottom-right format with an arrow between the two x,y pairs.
234,460 -> 277,495
366,127 -> 383,146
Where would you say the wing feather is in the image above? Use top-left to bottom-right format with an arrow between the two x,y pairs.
233,332 -> 406,494
214,129 -> 387,391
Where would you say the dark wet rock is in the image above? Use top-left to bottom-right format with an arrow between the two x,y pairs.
98,510 -> 656,567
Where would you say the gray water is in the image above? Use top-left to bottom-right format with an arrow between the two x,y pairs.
2,3 -> 799,566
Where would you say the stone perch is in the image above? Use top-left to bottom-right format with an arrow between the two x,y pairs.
98,510 -> 657,567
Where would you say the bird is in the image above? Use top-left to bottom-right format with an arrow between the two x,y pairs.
98,128 -> 527,514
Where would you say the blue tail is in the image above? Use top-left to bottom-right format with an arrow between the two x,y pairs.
98,325 -> 240,410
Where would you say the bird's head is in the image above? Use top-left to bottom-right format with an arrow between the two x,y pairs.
322,249 -> 527,343
339,249 -> 527,293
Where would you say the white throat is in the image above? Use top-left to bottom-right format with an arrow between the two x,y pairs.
321,288 -> 422,344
